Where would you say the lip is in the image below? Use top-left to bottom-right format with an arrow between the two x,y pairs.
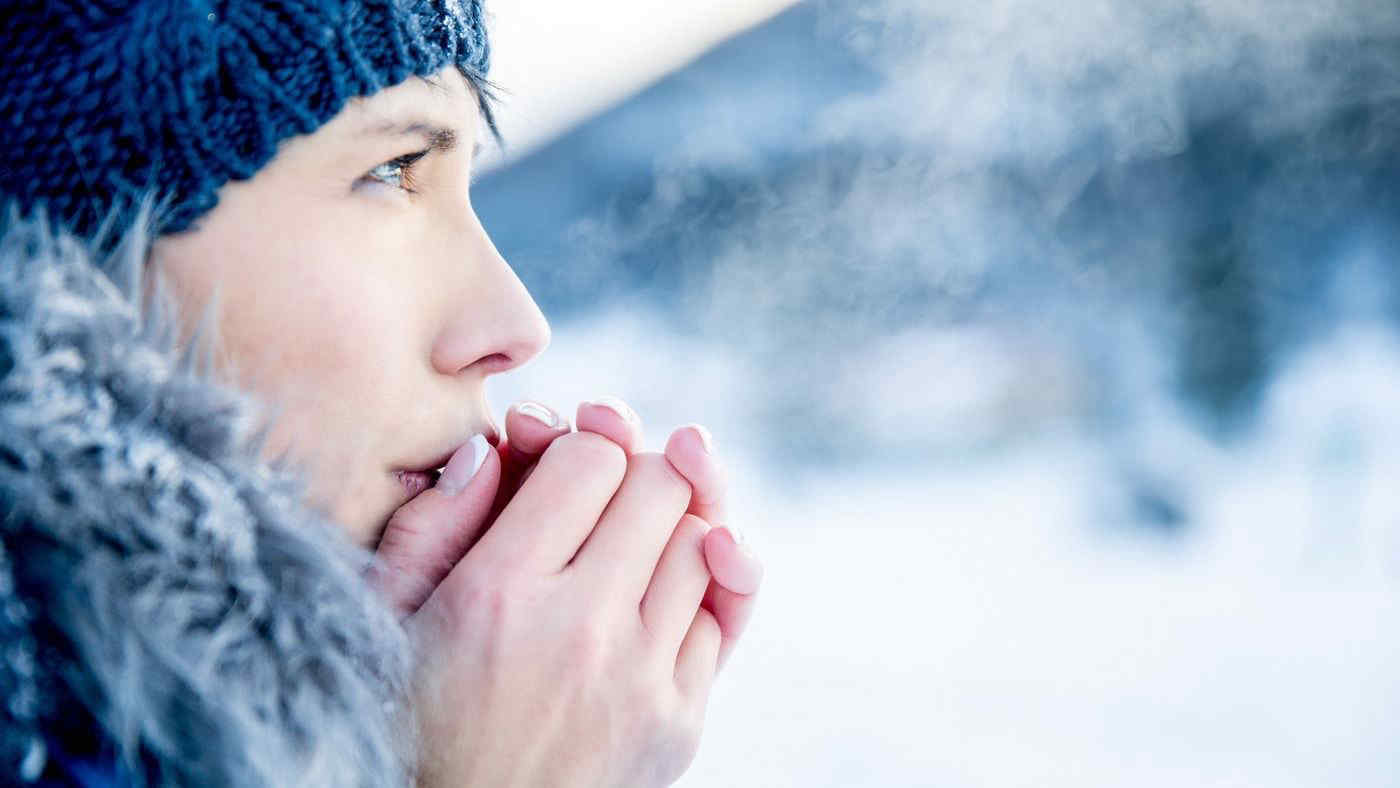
395,468 -> 439,498
392,425 -> 501,475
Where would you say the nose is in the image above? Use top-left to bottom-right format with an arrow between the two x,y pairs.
429,216 -> 551,378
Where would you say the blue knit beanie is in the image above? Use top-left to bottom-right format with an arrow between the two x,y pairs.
0,0 -> 492,240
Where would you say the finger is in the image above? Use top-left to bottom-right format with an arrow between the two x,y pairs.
703,581 -> 758,672
675,606 -> 722,698
569,452 -> 693,601
503,401 -> 570,469
702,526 -> 762,671
663,424 -> 727,526
640,514 -> 713,656
367,435 -> 499,618
492,401 -> 571,522
460,430 -> 628,577
703,524 -> 762,595
575,396 -> 645,455
668,424 -> 763,607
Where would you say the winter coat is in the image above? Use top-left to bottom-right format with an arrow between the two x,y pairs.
0,211 -> 417,787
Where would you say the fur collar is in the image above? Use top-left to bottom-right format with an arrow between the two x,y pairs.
0,210 -> 415,786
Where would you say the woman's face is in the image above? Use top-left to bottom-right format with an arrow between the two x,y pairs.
149,65 -> 550,547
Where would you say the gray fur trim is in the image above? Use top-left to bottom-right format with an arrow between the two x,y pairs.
0,205 -> 416,786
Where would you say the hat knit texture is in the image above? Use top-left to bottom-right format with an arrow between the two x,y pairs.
0,0 -> 490,239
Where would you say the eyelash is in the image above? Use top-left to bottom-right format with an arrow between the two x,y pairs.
362,149 -> 430,194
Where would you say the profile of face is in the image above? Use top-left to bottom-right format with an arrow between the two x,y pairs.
148,65 -> 551,547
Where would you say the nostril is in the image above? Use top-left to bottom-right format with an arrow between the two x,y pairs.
475,352 -> 515,374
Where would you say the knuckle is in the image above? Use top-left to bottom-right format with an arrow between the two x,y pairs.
548,431 -> 627,485
371,523 -> 419,575
374,521 -> 452,581
639,693 -> 678,737
566,615 -> 613,667
449,571 -> 514,626
692,607 -> 721,644
627,453 -> 693,504
647,701 -> 703,783
420,573 -> 514,646
675,513 -> 711,542
622,676 -> 677,727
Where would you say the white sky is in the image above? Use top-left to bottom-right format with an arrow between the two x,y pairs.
478,0 -> 799,170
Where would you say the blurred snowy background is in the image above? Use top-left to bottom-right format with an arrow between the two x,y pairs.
479,1 -> 1400,785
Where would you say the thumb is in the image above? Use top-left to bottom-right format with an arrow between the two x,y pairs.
368,434 -> 500,618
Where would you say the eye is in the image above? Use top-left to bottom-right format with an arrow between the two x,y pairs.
359,149 -> 430,194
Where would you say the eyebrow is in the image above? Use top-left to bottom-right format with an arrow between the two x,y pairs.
356,119 -> 485,159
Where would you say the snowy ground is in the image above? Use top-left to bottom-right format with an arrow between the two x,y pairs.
681,452 -> 1400,787
493,311 -> 1400,787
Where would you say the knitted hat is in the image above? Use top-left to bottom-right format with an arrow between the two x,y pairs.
0,0 -> 492,240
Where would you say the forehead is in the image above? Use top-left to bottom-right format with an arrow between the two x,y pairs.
336,66 -> 482,138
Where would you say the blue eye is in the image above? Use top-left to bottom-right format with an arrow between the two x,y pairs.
361,149 -> 429,193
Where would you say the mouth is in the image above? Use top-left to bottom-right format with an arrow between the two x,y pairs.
394,467 -> 442,498
393,426 -> 499,497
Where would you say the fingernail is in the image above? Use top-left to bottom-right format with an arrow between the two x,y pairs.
588,395 -> 637,424
515,401 -> 559,428
721,524 -> 749,549
718,525 -> 756,561
687,423 -> 713,453
436,434 -> 490,496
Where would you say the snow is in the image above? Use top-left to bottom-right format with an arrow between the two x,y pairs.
681,456 -> 1400,787
490,310 -> 1400,787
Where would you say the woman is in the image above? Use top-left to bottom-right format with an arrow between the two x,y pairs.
0,1 -> 762,785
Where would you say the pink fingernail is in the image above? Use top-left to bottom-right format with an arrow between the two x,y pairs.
588,395 -> 637,424
720,524 -> 750,551
516,401 -> 559,428
687,423 -> 713,453
436,434 -> 489,496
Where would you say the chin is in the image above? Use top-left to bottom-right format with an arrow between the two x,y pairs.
330,477 -> 402,550
319,467 -> 428,550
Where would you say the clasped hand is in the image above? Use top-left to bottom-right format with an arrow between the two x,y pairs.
367,398 -> 762,787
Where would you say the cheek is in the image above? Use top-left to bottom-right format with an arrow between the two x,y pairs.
230,238 -> 423,543
164,213 -> 418,475
227,234 -> 391,377
233,239 -> 417,446
153,173 -> 442,545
